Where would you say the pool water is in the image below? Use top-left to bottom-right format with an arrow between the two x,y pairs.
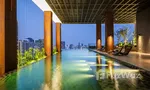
0,49 -> 150,90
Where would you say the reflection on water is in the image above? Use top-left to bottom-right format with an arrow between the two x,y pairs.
94,54 -> 150,90
52,53 -> 62,90
0,49 -> 150,90
43,56 -> 52,90
43,53 -> 62,90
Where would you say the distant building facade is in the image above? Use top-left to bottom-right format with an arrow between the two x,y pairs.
61,41 -> 66,49
35,39 -> 44,49
18,40 -> 23,53
69,44 -> 74,49
17,38 -> 41,53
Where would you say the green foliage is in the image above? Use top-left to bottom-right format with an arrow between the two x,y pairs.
53,46 -> 58,54
115,27 -> 135,46
118,42 -> 124,47
117,42 -> 132,47
17,48 -> 46,68
34,48 -> 40,60
18,46 -> 59,68
128,43 -> 133,46
17,50 -> 23,67
119,27 -> 128,44
114,30 -> 122,44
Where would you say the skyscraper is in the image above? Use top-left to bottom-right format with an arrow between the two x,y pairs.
22,40 -> 30,53
69,44 -> 74,49
78,42 -> 81,49
18,38 -> 35,53
61,41 -> 66,49
18,40 -> 23,53
35,39 -> 44,49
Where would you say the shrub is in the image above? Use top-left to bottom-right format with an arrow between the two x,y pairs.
53,46 -> 58,54
18,47 -> 46,68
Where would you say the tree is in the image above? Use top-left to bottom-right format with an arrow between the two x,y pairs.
116,27 -> 135,46
41,48 -> 45,57
17,47 -> 46,67
28,48 -> 34,60
34,48 -> 40,60
114,30 -> 122,44
17,50 -> 23,66
119,27 -> 128,44
53,46 -> 58,54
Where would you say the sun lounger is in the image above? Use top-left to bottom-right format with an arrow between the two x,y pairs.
113,45 -> 132,56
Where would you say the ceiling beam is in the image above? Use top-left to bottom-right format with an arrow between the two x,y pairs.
48,0 -> 64,20
62,0 -> 71,22
69,0 -> 75,22
114,0 -> 132,14
76,0 -> 78,22
87,0 -> 99,22
81,0 -> 85,22
90,0 -> 105,22
98,0 -> 112,22
84,0 -> 92,22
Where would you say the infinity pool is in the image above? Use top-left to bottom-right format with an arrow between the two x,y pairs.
0,49 -> 150,90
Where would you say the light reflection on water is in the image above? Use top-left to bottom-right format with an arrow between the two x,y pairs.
0,49 -> 150,90
94,54 -> 150,90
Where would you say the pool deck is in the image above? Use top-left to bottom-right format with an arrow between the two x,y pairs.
91,49 -> 150,73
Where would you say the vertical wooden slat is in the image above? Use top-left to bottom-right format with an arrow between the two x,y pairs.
0,0 -> 5,75
5,0 -> 17,72
0,0 -> 17,75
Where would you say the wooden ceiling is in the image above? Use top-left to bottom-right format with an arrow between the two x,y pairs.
46,0 -> 150,24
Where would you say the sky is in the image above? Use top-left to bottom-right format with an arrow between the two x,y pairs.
17,0 -> 135,46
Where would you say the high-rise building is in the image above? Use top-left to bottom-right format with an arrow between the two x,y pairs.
69,44 -> 74,49
61,41 -> 65,49
81,43 -> 83,47
22,40 -> 30,53
20,38 -> 35,53
35,39 -> 44,49
18,40 -> 23,53
26,37 -> 34,42
17,38 -> 44,54
78,42 -> 81,49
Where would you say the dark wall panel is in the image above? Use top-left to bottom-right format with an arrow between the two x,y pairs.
137,7 -> 150,53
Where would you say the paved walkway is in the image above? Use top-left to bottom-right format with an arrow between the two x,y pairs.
92,49 -> 150,72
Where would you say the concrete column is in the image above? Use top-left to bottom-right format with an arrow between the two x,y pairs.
44,11 -> 53,56
134,23 -> 138,52
56,23 -> 61,53
0,0 -> 17,75
105,10 -> 114,52
96,22 -> 102,49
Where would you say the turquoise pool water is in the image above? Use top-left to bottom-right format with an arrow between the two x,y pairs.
0,49 -> 150,90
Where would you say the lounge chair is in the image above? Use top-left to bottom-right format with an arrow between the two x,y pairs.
112,46 -> 123,53
97,46 -> 105,51
113,45 -> 132,56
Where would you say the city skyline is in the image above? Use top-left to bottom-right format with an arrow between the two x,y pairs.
1,0 -> 150,89
17,0 -> 135,46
